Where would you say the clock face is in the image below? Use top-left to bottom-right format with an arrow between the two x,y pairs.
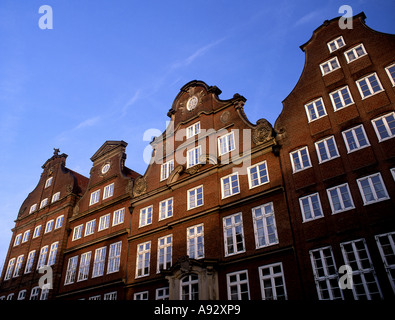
101,163 -> 110,174
187,96 -> 198,111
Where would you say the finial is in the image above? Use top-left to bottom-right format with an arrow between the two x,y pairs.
53,148 -> 60,156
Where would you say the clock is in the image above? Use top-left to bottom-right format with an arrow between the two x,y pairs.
186,96 -> 198,111
101,163 -> 110,174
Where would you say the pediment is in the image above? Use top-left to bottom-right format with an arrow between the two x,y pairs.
90,140 -> 128,162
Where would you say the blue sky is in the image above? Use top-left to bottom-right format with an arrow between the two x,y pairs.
0,0 -> 393,270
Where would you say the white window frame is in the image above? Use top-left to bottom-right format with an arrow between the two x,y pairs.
30,287 -> 39,300
342,124 -> 370,153
356,73 -> 384,99
64,256 -> 78,285
92,246 -> 106,278
107,241 -> 122,274
47,241 -> 58,266
357,172 -> 389,205
327,36 -> 345,53
315,136 -> 340,163
84,219 -> 96,236
187,145 -> 202,168
98,213 -> 110,231
187,185 -> 203,210
187,224 -> 204,259
186,121 -> 201,139
223,212 -> 245,256
326,183 -> 355,214
44,219 -> 54,233
385,62 -> 395,86
139,205 -> 153,227
89,189 -> 100,205
22,230 -> 30,243
51,191 -> 60,203
72,224 -> 83,241
4,258 -> 15,280
371,112 -> 395,142
375,231 -> 395,293
344,43 -> 367,63
156,287 -> 169,300
247,160 -> 269,189
305,98 -> 327,122
157,235 -> 172,273
221,172 -> 240,199
180,274 -> 199,300
329,85 -> 354,111
113,208 -> 125,226
103,292 -> 117,300
320,57 -> 341,76
258,262 -> 288,300
24,250 -> 35,274
37,246 -> 48,270
17,290 -> 26,300
45,177 -> 53,188
77,251 -> 91,282
161,159 -> 174,181
290,146 -> 312,173
13,255 -> 24,278
136,241 -> 151,278
29,204 -> 37,214
33,225 -> 41,238
13,233 -> 21,246
226,270 -> 250,300
40,198 -> 48,209
252,202 -> 278,249
55,215 -> 63,229
391,168 -> 395,181
299,193 -> 324,222
218,131 -> 236,156
103,183 -> 114,200
159,198 -> 173,220
134,291 -> 149,300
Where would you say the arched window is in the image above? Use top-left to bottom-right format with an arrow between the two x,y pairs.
180,274 -> 199,300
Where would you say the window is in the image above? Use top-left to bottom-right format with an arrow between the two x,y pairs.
356,73 -> 384,99
392,168 -> 395,181
157,235 -> 172,272
187,145 -> 202,168
340,239 -> 382,300
357,172 -> 389,205
342,125 -> 370,153
40,198 -> 48,209
29,204 -> 37,214
84,219 -> 96,236
258,263 -> 287,300
89,295 -> 101,300
24,250 -> 35,274
89,190 -> 100,205
290,147 -> 312,173
22,230 -> 30,243
45,177 -> 53,188
14,233 -> 21,246
103,183 -> 114,200
385,63 -> 395,86
134,291 -> 148,300
159,198 -> 173,220
37,246 -> 48,270
30,287 -> 40,300
139,205 -> 153,227
113,208 -> 125,226
45,220 -> 54,233
107,241 -> 122,274
309,246 -> 343,300
327,36 -> 345,52
315,136 -> 339,163
327,183 -> 355,214
186,121 -> 200,139
156,287 -> 169,300
104,292 -> 117,300
52,192 -> 60,203
372,112 -> 395,142
320,57 -> 340,75
72,224 -> 83,241
218,131 -> 236,156
33,225 -> 41,238
92,247 -> 106,278
136,241 -> 151,278
329,86 -> 354,110
4,258 -> 15,280
344,43 -> 367,63
299,193 -> 324,222
181,274 -> 199,300
64,256 -> 78,284
223,213 -> 245,256
55,215 -> 63,229
187,185 -> 203,210
187,224 -> 204,259
221,173 -> 240,198
305,98 -> 327,122
247,161 -> 269,189
13,255 -> 24,277
40,288 -> 49,300
77,252 -> 91,281
227,270 -> 250,300
48,242 -> 58,266
375,232 -> 395,293
17,290 -> 26,300
161,159 -> 174,181
252,202 -> 278,248
98,214 -> 110,231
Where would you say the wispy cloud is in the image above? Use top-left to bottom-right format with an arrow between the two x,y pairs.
294,9 -> 323,27
121,89 -> 141,116
74,116 -> 101,130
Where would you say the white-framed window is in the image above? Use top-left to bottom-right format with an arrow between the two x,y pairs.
320,57 -> 340,75
104,292 -> 117,300
13,233 -> 21,246
89,295 -> 101,300
40,198 -> 48,209
24,250 -> 35,274
45,177 -> 53,188
17,290 -> 26,300
107,241 -> 122,274
356,73 -> 384,99
113,208 -> 125,226
342,124 -> 370,153
98,213 -> 110,231
45,219 -> 54,233
315,136 -> 339,163
385,62 -> 395,86
375,231 -> 395,293
157,235 -> 172,272
48,242 -> 58,266
327,36 -> 345,53
299,193 -> 324,222
305,98 -> 327,122
223,213 -> 245,256
136,241 -> 151,278
187,145 -> 202,168
29,204 -> 37,214
372,112 -> 395,142
72,224 -> 83,241
77,251 -> 91,281
340,238 -> 382,300
22,230 -> 30,243
159,198 -> 173,220
55,215 -> 63,229
290,146 -> 312,173
329,86 -> 354,111
89,189 -> 100,205
218,131 -> 236,156
84,219 -> 96,236
309,246 -> 343,300
92,246 -> 106,278
344,43 -> 367,63
40,288 -> 48,300
103,183 -> 114,200
252,202 -> 278,248
13,255 -> 24,278
33,225 -> 41,238
391,168 -> 395,181
186,121 -> 201,139
30,287 -> 40,300
156,287 -> 169,300
187,224 -> 204,259
51,192 -> 60,203
221,173 -> 240,199
227,270 -> 250,300
4,258 -> 15,280
258,262 -> 287,300
37,246 -> 48,270
134,291 -> 148,300
326,183 -> 355,214
187,185 -> 203,210
139,205 -> 153,227
357,172 -> 389,205
247,161 -> 269,189
180,274 -> 199,300
161,159 -> 174,181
